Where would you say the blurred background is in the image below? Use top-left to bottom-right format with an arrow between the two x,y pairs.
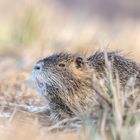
0,0 -> 140,103
0,0 -> 140,62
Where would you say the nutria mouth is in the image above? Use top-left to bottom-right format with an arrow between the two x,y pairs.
32,68 -> 47,94
36,78 -> 44,88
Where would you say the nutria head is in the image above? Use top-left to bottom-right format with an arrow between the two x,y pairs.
32,53 -> 96,118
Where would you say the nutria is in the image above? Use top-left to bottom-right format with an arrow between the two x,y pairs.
32,52 -> 140,121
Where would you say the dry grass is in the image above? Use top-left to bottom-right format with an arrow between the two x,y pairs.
1,0 -> 140,139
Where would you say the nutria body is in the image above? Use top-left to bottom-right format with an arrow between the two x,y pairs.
32,52 -> 140,120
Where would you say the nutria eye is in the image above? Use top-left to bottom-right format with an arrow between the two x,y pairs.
58,63 -> 65,67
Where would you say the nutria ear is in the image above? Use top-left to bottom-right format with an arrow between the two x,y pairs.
75,57 -> 85,68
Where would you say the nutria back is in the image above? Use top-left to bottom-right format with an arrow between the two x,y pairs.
88,51 -> 140,87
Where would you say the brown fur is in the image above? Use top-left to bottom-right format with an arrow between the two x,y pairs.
32,52 -> 140,121
88,52 -> 140,87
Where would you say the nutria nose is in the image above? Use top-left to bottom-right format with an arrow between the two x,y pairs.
34,61 -> 44,70
34,65 -> 41,70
